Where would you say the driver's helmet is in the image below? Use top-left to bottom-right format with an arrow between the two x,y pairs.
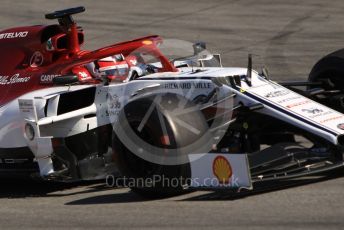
126,54 -> 157,76
96,54 -> 129,82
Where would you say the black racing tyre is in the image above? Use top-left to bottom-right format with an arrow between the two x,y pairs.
112,93 -> 210,198
309,49 -> 344,90
308,49 -> 344,112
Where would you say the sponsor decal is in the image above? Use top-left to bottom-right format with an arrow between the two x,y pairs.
286,100 -> 311,108
107,93 -> 122,117
40,74 -> 60,83
277,96 -> 301,104
78,71 -> 89,79
308,111 -> 332,119
301,108 -> 334,119
301,108 -> 323,114
265,89 -> 289,98
30,51 -> 44,67
0,73 -> 30,85
0,158 -> 29,164
337,123 -> 344,130
109,94 -> 121,109
164,82 -> 211,89
212,155 -> 232,184
18,100 -> 34,113
189,154 -> 251,188
320,115 -> 344,124
72,66 -> 92,80
0,31 -> 28,39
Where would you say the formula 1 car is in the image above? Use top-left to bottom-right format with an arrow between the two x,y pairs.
1,6 -> 344,197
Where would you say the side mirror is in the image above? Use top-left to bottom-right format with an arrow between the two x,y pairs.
199,54 -> 222,67
46,33 -> 84,52
53,75 -> 79,85
193,41 -> 206,55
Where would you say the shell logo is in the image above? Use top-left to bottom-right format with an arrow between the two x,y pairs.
213,156 -> 232,184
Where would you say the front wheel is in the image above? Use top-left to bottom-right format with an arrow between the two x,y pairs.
112,94 -> 211,198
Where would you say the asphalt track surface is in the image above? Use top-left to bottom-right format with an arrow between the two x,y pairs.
0,0 -> 344,229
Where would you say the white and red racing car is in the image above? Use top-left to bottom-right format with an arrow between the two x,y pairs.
1,7 -> 344,197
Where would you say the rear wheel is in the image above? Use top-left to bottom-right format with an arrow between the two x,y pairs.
309,49 -> 344,112
309,49 -> 344,88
